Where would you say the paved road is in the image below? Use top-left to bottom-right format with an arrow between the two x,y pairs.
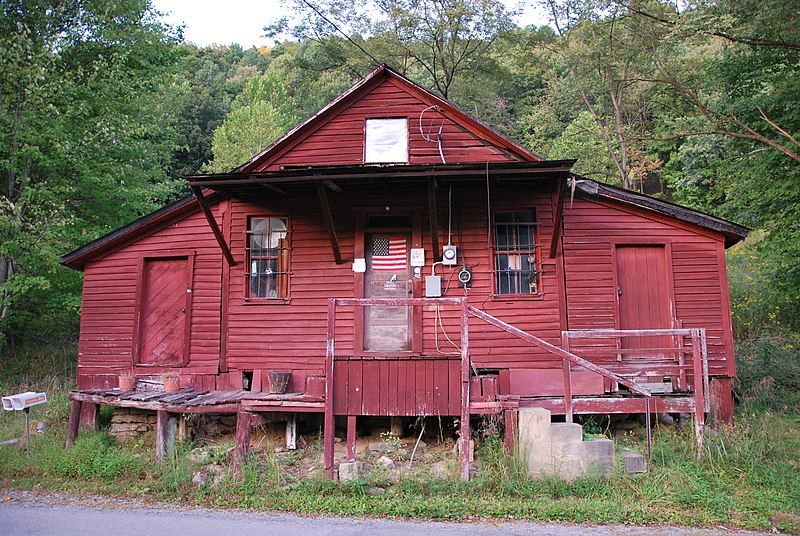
0,501 -> 771,536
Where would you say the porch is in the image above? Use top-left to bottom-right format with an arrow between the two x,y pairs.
66,297 -> 710,481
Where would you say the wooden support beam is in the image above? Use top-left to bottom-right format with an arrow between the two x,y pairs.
286,414 -> 297,450
324,299 -> 336,478
346,415 -> 357,462
459,298 -> 472,481
65,399 -> 82,448
317,182 -> 343,265
191,186 -> 235,266
503,408 -> 518,455
323,179 -> 342,192
79,402 -> 99,431
250,175 -> 286,195
234,411 -> 253,470
427,179 -> 441,262
155,410 -> 167,462
549,176 -> 566,259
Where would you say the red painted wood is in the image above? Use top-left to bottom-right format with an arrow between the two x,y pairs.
615,245 -> 672,352
137,256 -> 190,366
506,368 -> 605,397
247,70 -> 534,173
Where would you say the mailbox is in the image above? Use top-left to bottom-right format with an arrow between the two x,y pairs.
2,391 -> 47,411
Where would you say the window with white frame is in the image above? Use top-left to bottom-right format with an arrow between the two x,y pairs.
364,118 -> 409,163
246,217 -> 289,299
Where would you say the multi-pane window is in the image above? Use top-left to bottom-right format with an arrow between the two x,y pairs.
492,210 -> 539,295
246,217 -> 288,299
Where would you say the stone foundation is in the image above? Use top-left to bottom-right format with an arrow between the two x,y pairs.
109,408 -> 238,442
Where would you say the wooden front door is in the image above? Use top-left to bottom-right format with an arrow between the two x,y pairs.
615,245 -> 672,352
136,256 -> 191,366
364,233 -> 412,351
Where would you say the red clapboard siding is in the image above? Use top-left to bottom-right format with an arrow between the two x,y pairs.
256,77 -> 521,171
562,197 -> 735,378
75,183 -> 736,392
77,206 -> 223,385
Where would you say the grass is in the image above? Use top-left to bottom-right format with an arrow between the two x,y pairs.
1,342 -> 799,532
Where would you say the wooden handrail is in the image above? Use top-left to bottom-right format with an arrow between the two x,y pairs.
467,306 -> 652,397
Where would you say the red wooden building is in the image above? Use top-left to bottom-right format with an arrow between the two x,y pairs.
61,65 -> 747,477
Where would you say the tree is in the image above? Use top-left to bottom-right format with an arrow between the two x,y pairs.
275,0 -> 515,99
0,0 -> 183,352
205,71 -> 301,172
538,0 -> 670,190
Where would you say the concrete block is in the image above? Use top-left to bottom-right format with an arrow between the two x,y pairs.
550,422 -> 583,443
621,449 -> 647,473
582,438 -> 615,477
524,440 -> 553,477
518,408 -> 551,444
338,461 -> 364,482
549,456 -> 585,481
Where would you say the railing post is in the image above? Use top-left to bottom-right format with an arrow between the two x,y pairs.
323,298 -> 336,479
561,333 -> 573,423
459,298 -> 471,481
691,329 -> 705,455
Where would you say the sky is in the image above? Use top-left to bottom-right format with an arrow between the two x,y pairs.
152,0 -> 551,49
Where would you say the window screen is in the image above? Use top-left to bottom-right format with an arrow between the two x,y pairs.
365,118 -> 409,163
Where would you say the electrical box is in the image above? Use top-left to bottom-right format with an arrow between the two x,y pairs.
425,275 -> 442,297
442,244 -> 457,266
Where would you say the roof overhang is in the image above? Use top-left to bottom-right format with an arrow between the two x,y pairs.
187,160 -> 576,197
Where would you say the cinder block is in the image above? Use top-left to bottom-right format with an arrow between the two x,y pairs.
550,422 -> 583,443
338,461 -> 364,482
621,449 -> 647,473
583,438 -> 615,477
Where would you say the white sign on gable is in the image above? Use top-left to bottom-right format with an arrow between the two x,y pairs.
365,118 -> 409,163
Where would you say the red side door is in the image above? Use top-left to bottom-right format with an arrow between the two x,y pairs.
137,257 -> 190,366
615,245 -> 672,353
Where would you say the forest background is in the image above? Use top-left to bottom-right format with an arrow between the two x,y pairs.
1,0 -> 797,409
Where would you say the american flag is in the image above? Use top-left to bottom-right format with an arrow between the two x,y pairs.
372,236 -> 407,271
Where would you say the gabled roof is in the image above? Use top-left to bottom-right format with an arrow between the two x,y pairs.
574,179 -> 749,247
235,64 -> 541,172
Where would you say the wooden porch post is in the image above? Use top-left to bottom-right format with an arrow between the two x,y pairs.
323,299 -> 337,478
691,330 -> 706,455
79,402 -> 100,431
459,298 -> 472,481
503,408 -> 518,455
234,411 -> 253,469
65,399 -> 82,448
346,415 -> 357,462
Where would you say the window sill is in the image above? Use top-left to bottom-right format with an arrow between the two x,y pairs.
242,298 -> 291,305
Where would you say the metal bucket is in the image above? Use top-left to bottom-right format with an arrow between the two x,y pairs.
267,371 -> 291,394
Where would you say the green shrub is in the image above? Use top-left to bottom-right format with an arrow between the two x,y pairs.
735,336 -> 800,412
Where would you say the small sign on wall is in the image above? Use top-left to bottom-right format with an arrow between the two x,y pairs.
410,248 -> 425,267
352,258 -> 366,273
